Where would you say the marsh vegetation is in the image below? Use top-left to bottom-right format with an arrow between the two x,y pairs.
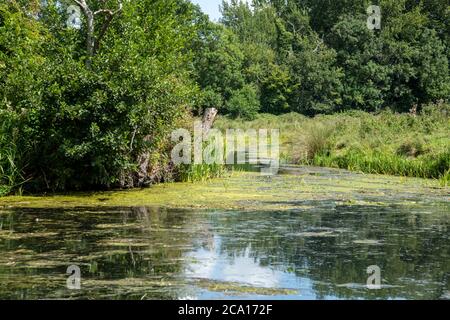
215,104 -> 450,185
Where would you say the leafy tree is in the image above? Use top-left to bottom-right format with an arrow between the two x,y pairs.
379,1 -> 450,110
1,0 -> 197,192
279,2 -> 343,114
191,12 -> 247,114
226,84 -> 260,119
260,63 -> 291,114
328,15 -> 390,111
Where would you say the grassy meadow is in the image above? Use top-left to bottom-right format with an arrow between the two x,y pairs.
215,103 -> 450,186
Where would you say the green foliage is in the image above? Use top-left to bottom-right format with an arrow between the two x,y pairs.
191,19 -> 246,113
0,0 -> 197,193
314,149 -> 450,180
286,34 -> 343,114
216,103 -> 450,181
225,84 -> 260,120
198,0 -> 450,116
328,15 -> 390,111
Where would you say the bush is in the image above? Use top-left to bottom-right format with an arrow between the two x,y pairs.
0,1 -> 197,194
225,85 -> 260,120
396,140 -> 426,158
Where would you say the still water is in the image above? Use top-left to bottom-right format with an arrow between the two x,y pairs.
0,169 -> 449,300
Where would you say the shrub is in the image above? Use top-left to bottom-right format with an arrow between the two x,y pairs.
396,140 -> 426,158
0,1 -> 197,193
225,85 -> 260,120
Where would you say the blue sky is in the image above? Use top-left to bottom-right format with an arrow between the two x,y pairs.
190,0 -> 223,21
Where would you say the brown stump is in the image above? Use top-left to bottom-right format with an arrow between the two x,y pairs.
202,108 -> 218,136
129,108 -> 218,188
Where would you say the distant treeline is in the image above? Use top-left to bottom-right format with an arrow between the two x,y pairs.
193,0 -> 449,119
0,0 -> 448,193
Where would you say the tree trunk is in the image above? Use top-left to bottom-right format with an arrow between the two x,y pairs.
85,10 -> 95,68
202,108 -> 218,136
124,108 -> 219,188
73,0 -> 123,68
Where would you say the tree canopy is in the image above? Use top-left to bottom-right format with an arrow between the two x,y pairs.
191,0 -> 449,116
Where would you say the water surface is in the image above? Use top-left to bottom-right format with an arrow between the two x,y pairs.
0,168 -> 449,300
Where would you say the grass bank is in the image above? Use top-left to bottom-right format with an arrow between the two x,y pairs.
215,104 -> 450,186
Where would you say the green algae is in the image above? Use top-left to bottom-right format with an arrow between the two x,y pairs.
0,230 -> 59,240
193,279 -> 298,296
291,231 -> 337,237
0,166 -> 448,300
0,201 -> 448,299
0,168 -> 447,212
352,240 -> 384,245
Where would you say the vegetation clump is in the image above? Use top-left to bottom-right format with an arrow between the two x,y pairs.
216,104 -> 450,184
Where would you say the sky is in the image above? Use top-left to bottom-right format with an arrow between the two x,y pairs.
190,0 -> 252,21
190,0 -> 223,21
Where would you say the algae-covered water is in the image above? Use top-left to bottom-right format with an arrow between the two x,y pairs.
0,167 -> 449,300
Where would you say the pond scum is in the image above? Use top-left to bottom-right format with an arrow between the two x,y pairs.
0,168 -> 448,211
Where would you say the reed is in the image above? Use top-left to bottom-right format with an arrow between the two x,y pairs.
177,164 -> 226,182
216,103 -> 450,183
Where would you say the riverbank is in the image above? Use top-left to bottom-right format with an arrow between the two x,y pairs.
215,104 -> 450,185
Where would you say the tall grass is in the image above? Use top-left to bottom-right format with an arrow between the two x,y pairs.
0,113 -> 27,196
0,142 -> 27,196
314,150 -> 450,180
177,164 -> 226,182
215,103 -> 450,184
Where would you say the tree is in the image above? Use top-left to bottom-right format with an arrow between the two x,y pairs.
1,0 -> 198,192
71,0 -> 123,67
328,15 -> 390,112
379,1 -> 450,111
191,16 -> 247,114
226,84 -> 260,119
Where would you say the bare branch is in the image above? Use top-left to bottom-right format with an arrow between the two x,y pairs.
94,1 -> 123,16
73,0 -> 87,12
72,0 -> 124,62
313,36 -> 324,53
94,1 -> 124,54
94,14 -> 113,53
94,9 -> 114,15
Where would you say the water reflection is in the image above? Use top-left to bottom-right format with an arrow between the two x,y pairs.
187,236 -> 298,286
0,202 -> 448,300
